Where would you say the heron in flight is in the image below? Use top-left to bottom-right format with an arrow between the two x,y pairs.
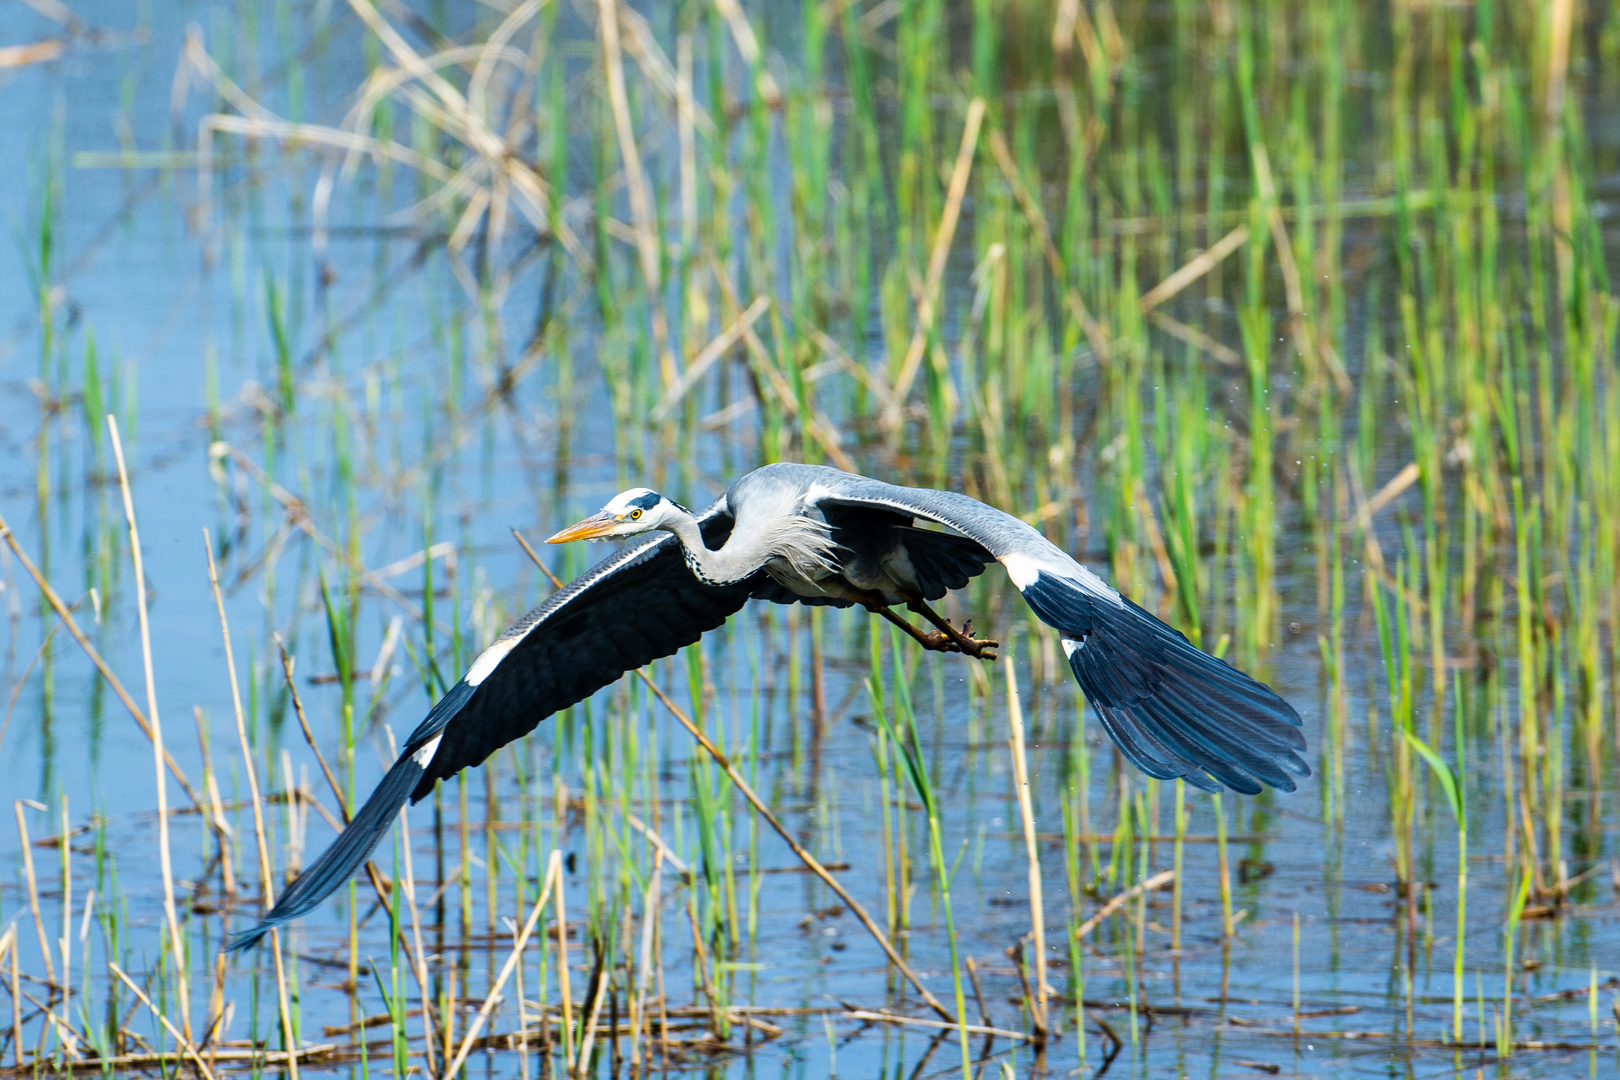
229,463 -> 1305,950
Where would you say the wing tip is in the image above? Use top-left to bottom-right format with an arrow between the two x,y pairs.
225,921 -> 274,953
1062,598 -> 1311,796
229,752 -> 427,947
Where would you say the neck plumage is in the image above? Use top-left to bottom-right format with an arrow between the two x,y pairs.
664,504 -> 837,587
663,508 -> 762,586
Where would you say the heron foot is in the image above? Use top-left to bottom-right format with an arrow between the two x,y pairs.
910,626 -> 997,660
902,597 -> 999,660
955,619 -> 1000,661
875,603 -> 999,660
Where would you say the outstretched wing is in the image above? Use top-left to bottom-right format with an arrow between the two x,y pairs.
806,476 -> 1309,796
413,503 -> 753,796
229,500 -> 751,952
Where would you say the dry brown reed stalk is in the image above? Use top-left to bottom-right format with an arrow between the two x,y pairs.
1001,653 -> 1049,1039
57,798 -> 71,1023
704,257 -> 857,470
12,801 -> 55,988
0,512 -> 203,808
1346,462 -> 1421,533
598,0 -> 676,389
1134,480 -> 1180,621
652,296 -> 771,420
107,416 -> 191,1041
710,0 -> 781,107
343,0 -> 585,260
0,39 -> 64,69
442,851 -> 563,1078
574,942 -> 613,1073
612,5 -> 712,134
806,327 -> 896,401
1144,311 -> 1243,367
28,991 -> 85,1061
39,1045 -> 341,1072
1136,225 -> 1250,313
203,531 -> 299,1080
620,810 -> 689,878
683,894 -> 723,1039
963,956 -> 992,1031
1246,140 -> 1351,393
193,706 -> 236,896
629,852 -> 662,1068
677,28 -> 698,258
984,126 -> 1112,366
392,774 -> 439,1075
553,847 -> 576,1072
885,98 -> 986,428
2,926 -> 18,1067
275,638 -> 347,818
108,963 -> 218,1080
1546,0 -> 1576,294
1074,870 -> 1175,940
204,951 -> 229,1064
191,0 -> 589,274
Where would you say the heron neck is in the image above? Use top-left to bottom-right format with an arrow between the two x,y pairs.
664,509 -> 757,585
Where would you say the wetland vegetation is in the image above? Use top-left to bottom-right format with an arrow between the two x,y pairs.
0,0 -> 1618,1076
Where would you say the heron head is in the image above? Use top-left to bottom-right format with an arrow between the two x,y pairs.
546,488 -> 673,543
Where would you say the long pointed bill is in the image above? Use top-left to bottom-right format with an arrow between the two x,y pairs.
545,512 -> 621,544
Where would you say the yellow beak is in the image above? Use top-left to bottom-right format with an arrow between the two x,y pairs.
545,512 -> 621,544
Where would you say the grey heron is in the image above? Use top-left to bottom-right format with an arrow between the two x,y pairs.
228,462 -> 1305,951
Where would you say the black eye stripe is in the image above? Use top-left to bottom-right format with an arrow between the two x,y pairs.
628,492 -> 661,510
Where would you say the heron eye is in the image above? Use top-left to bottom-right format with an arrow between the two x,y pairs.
630,509 -> 642,520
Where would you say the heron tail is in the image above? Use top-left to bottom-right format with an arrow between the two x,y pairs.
1024,576 -> 1308,795
225,750 -> 425,953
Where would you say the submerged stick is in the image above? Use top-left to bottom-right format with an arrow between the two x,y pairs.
842,1010 -> 1031,1042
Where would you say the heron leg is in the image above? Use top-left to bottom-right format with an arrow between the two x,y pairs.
903,597 -> 999,660
872,605 -> 961,654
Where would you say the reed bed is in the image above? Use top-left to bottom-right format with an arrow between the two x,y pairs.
1,0 -> 1618,1076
